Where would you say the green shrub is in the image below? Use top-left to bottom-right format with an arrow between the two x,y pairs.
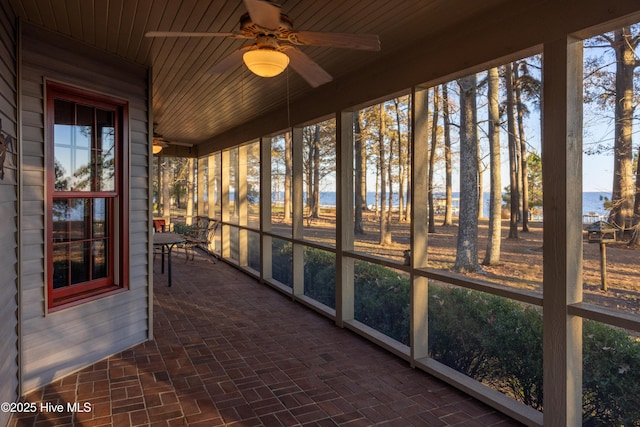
429,285 -> 640,422
484,301 -> 543,409
172,222 -> 193,235
427,285 -> 544,407
271,240 -> 293,286
303,248 -> 336,308
280,247 -> 640,424
428,287 -> 493,378
583,320 -> 640,426
353,261 -> 410,345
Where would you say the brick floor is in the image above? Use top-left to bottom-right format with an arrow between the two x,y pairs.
10,253 -> 523,426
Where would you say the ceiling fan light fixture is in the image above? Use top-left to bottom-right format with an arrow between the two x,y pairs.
152,135 -> 167,154
243,48 -> 289,77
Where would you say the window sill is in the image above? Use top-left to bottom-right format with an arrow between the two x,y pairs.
48,285 -> 127,313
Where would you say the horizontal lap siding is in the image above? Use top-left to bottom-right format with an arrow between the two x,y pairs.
0,1 -> 18,425
20,23 -> 150,393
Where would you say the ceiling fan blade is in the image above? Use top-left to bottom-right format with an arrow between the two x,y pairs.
243,0 -> 282,30
281,45 -> 332,88
208,46 -> 252,74
145,31 -> 249,39
291,31 -> 381,51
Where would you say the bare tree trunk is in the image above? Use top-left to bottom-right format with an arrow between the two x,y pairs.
186,158 -> 195,225
506,62 -> 519,239
312,125 -> 320,218
483,67 -> 502,265
374,163 -> 379,216
394,99 -> 406,222
428,87 -> 439,233
629,145 -> 640,246
354,111 -> 365,234
442,84 -> 454,226
454,74 -> 480,272
610,27 -> 635,231
478,157 -> 484,219
515,134 -> 522,223
155,157 -> 161,216
387,136 -> 394,230
405,140 -> 411,221
162,158 -> 171,219
306,154 -> 313,212
284,132 -> 292,221
379,104 -> 392,245
514,61 -> 530,232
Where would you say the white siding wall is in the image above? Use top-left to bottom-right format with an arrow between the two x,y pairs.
20,23 -> 150,392
0,2 -> 18,425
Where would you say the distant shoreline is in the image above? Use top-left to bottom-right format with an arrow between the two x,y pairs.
270,191 -> 612,217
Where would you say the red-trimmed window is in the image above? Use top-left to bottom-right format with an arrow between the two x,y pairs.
46,81 -> 129,309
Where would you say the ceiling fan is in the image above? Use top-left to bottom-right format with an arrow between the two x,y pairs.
153,133 -> 193,154
145,0 -> 381,88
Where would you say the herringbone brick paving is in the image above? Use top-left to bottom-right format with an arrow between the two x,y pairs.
10,253 -> 522,426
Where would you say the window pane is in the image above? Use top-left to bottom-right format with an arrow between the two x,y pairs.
52,245 -> 69,289
53,142 -> 72,191
53,199 -> 70,242
52,197 -> 112,288
69,242 -> 90,285
69,198 -> 89,241
92,240 -> 108,280
74,105 -> 93,191
54,99 -> 74,125
97,109 -> 115,191
54,100 -> 94,192
72,146 -> 92,191
93,198 -> 107,238
76,104 -> 93,137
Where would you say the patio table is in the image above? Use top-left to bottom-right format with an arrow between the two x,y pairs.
153,232 -> 185,287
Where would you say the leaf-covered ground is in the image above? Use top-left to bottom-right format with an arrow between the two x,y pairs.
273,211 -> 639,314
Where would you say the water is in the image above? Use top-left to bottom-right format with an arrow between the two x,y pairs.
274,191 -> 612,218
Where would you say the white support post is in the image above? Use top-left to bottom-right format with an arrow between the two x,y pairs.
411,86 -> 430,363
197,157 -> 206,217
542,37 -> 583,427
292,127 -> 304,297
208,154 -> 220,254
260,137 -> 273,282
238,144 -> 248,267
336,111 -> 354,327
221,149 -> 231,259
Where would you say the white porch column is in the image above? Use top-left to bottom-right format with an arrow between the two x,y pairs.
411,86 -> 430,363
542,37 -> 583,427
336,111 -> 355,327
292,127 -> 304,297
260,137 -> 273,282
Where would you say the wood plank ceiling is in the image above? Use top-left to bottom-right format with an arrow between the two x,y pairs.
9,0 -> 507,150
